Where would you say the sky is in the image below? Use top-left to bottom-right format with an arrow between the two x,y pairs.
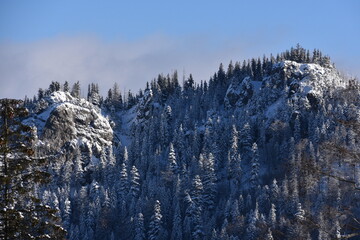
0,0 -> 359,99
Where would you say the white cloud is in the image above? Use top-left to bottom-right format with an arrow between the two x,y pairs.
1,34 -> 358,99
0,34 -> 245,99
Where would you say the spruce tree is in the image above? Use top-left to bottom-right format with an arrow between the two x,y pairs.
134,212 -> 145,240
71,81 -> 81,98
250,143 -> 260,190
148,200 -> 163,240
0,99 -> 66,239
130,165 -> 140,198
168,143 -> 178,174
63,81 -> 70,92
171,202 -> 183,240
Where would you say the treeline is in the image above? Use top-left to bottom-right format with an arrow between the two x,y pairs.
25,45 -> 331,109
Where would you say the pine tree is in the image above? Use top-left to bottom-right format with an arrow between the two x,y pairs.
63,81 -> 70,92
294,202 -> 305,221
62,197 -> 71,230
265,228 -> 274,240
240,123 -> 252,156
191,175 -> 204,207
168,143 -> 178,174
246,209 -> 258,240
270,179 -> 280,205
134,212 -> 145,240
268,203 -> 276,229
250,143 -> 260,190
202,153 -> 217,210
228,125 -> 242,191
230,199 -> 240,222
192,206 -> 204,240
130,165 -> 140,198
210,229 -> 218,240
119,163 -> 129,199
148,200 -> 163,240
71,81 -> 81,98
0,99 -> 66,239
171,202 -> 183,240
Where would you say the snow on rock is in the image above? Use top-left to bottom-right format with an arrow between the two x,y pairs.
276,60 -> 346,96
137,88 -> 153,121
25,91 -> 113,157
117,106 -> 137,147
265,97 -> 284,119
225,76 -> 255,108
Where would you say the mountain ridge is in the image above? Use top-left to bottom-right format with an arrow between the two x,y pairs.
18,48 -> 360,239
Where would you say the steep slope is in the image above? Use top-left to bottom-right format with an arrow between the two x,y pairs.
24,91 -> 113,157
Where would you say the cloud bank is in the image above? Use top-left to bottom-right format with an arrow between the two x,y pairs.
0,34 -> 273,99
0,35 -> 358,99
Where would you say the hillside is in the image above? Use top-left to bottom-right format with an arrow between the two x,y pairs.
18,47 -> 360,239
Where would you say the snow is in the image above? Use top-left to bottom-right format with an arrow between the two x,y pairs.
251,81 -> 262,93
48,91 -> 74,104
90,155 -> 100,166
16,55 -> 360,240
23,103 -> 57,132
302,86 -> 312,94
24,91 -> 113,158
266,98 -> 284,119
116,106 -> 137,147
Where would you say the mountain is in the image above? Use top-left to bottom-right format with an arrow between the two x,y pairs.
24,91 -> 113,157
17,47 -> 360,239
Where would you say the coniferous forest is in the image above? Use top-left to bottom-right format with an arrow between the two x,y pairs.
1,46 -> 360,239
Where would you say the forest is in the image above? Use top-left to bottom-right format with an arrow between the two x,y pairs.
1,45 -> 360,240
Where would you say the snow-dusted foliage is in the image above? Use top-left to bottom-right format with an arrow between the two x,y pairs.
17,46 -> 360,239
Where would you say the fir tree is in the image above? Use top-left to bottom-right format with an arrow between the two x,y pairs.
130,165 -> 140,198
250,143 -> 260,190
171,202 -> 183,240
134,212 -> 145,240
148,200 -> 163,240
268,203 -> 277,229
202,153 -> 217,210
63,81 -> 70,92
71,81 -> 81,98
0,99 -> 66,239
265,228 -> 274,240
168,143 -> 178,174
191,175 -> 204,207
119,163 -> 129,199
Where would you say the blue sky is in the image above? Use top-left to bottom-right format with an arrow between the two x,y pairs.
0,0 -> 359,98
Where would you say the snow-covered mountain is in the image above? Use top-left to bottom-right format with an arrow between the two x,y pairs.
21,47 -> 360,240
25,91 -> 113,158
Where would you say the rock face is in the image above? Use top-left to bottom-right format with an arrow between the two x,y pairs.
25,91 -> 113,157
278,60 -> 346,96
225,60 -> 346,112
224,76 -> 254,108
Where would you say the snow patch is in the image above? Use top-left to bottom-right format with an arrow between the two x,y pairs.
266,98 -> 283,119
252,81 -> 262,93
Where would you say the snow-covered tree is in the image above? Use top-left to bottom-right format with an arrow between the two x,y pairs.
191,175 -> 204,207
171,202 -> 183,240
130,165 -> 141,198
168,143 -> 178,174
148,200 -> 164,240
134,212 -> 145,240
250,142 -> 260,190
202,153 -> 217,210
